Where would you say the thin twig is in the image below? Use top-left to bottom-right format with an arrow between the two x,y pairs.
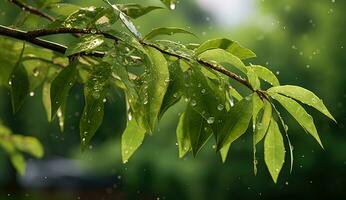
9,0 -> 55,22
0,25 -> 104,57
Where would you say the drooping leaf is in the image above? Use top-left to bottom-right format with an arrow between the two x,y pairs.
104,0 -> 142,39
246,67 -> 261,90
12,136 -> 44,158
264,119 -> 285,183
267,85 -> 335,122
65,35 -> 104,56
220,143 -> 231,163
251,65 -> 280,86
152,40 -> 194,59
195,38 -> 256,60
184,106 -> 213,156
159,59 -> 185,119
118,4 -> 162,19
10,44 -> 29,113
198,49 -> 247,74
10,153 -> 26,176
80,64 -> 111,149
144,27 -> 196,40
50,60 -> 77,119
140,46 -> 170,132
121,118 -> 146,163
270,93 -> 323,148
217,96 -> 253,150
229,86 -> 243,101
254,100 -> 272,144
176,113 -> 191,158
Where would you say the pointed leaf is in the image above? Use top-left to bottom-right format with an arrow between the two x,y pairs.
144,27 -> 196,40
267,85 -> 335,122
176,113 -> 191,158
10,44 -> 29,113
50,60 -> 77,119
217,96 -> 253,149
198,49 -> 247,74
140,46 -> 170,132
80,64 -> 111,149
270,93 -> 323,147
264,119 -> 285,183
121,119 -> 146,163
12,136 -> 44,158
118,4 -> 163,19
196,38 -> 256,60
251,65 -> 280,86
65,35 -> 104,56
184,106 -> 213,156
10,153 -> 26,176
254,100 -> 272,144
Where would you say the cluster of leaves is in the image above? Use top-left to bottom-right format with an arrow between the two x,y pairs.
0,0 -> 335,182
0,123 -> 44,175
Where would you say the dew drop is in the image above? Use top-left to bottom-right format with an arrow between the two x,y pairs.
217,104 -> 224,111
207,117 -> 215,124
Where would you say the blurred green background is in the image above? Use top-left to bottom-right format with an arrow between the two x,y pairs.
0,0 -> 345,199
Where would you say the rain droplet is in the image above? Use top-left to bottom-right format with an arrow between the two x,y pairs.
190,100 -> 197,107
170,3 -> 176,10
33,68 -> 40,77
201,89 -> 206,94
90,29 -> 97,34
29,92 -> 35,97
143,99 -> 148,105
103,98 -> 107,103
217,104 -> 224,111
207,117 -> 215,124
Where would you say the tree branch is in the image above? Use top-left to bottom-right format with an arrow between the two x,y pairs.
0,25 -> 254,91
9,0 -> 55,22
0,25 -> 104,57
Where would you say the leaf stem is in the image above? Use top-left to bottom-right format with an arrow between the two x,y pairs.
9,0 -> 55,22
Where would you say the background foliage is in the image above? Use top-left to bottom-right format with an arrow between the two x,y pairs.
0,0 -> 345,199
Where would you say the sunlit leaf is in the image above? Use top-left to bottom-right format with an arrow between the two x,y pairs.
264,119 -> 285,183
121,119 -> 146,163
10,153 -> 26,176
267,85 -> 335,122
196,38 -> 256,60
118,4 -> 162,19
176,113 -> 191,158
198,49 -> 247,74
65,35 -> 104,56
251,65 -> 280,86
144,27 -> 196,40
270,93 -> 323,148
12,136 -> 44,158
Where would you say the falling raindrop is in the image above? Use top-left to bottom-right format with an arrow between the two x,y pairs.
29,92 -> 35,97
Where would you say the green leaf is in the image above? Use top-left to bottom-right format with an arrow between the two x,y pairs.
159,59 -> 185,119
10,153 -> 26,176
184,106 -> 213,156
12,136 -> 44,158
270,93 -> 323,148
246,67 -> 261,90
47,3 -> 81,16
264,119 -> 285,183
254,100 -> 272,144
104,1 -> 142,39
65,35 -> 104,56
251,65 -> 280,86
140,46 -> 170,132
229,86 -> 243,101
121,119 -> 146,163
198,49 -> 247,74
10,44 -> 29,113
144,27 -> 196,40
80,64 -> 111,149
118,4 -> 162,19
195,38 -> 256,60
50,60 -> 77,119
176,113 -> 191,158
217,96 -> 253,149
267,85 -> 335,122
152,40 -> 194,59
220,143 -> 231,163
